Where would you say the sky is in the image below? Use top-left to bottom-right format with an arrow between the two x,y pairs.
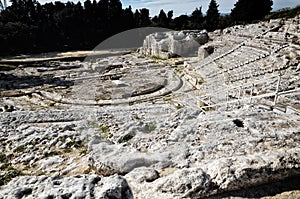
121,0 -> 300,16
35,0 -> 300,16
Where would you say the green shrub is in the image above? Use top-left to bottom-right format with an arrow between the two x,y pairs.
14,146 -> 25,153
0,153 -> 7,162
44,151 -> 62,157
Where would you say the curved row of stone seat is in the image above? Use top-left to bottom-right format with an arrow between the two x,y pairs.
204,67 -> 299,109
227,63 -> 287,83
205,41 -> 282,77
202,57 -> 282,91
196,17 -> 300,111
207,43 -> 290,81
204,73 -> 278,95
201,60 -> 297,97
198,43 -> 243,68
202,21 -> 289,71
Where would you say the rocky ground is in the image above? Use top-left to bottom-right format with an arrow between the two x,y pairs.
0,16 -> 299,198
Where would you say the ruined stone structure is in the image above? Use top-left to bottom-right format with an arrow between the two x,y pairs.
140,30 -> 209,59
0,15 -> 299,198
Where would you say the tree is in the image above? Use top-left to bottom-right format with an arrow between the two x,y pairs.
139,8 -> 151,27
190,7 -> 204,29
108,0 -> 123,33
231,0 -> 273,23
205,0 -> 220,31
173,15 -> 189,30
0,0 -> 240,56
134,9 -> 141,27
122,6 -> 135,29
167,10 -> 174,28
219,14 -> 233,30
167,10 -> 173,23
158,9 -> 168,27
98,0 -> 109,19
108,0 -> 122,20
151,15 -> 158,25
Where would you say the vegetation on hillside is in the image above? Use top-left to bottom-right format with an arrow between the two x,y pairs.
0,0 -> 296,56
265,5 -> 300,20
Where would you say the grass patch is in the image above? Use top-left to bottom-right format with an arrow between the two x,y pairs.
0,157 -> 23,186
100,125 -> 110,133
80,148 -> 88,156
44,150 -> 62,158
175,104 -> 183,110
88,121 -> 100,129
59,137 -> 66,143
14,146 -> 26,153
88,121 -> 111,139
36,171 -> 47,176
63,148 -> 72,153
31,63 -> 45,67
144,123 -> 157,133
175,67 -> 184,74
83,167 -> 92,174
199,101 -> 208,107
46,101 -> 56,107
0,153 -> 7,162
0,170 -> 23,186
197,77 -> 205,85
164,96 -> 173,102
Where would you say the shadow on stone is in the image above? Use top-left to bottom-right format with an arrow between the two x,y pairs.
0,73 -> 73,92
207,175 -> 300,198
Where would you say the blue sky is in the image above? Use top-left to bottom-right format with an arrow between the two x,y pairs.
37,0 -> 300,16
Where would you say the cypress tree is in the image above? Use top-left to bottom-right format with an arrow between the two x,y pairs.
191,7 -> 204,29
158,9 -> 168,27
206,0 -> 220,31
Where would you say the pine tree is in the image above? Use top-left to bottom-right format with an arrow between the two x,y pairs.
206,0 -> 220,31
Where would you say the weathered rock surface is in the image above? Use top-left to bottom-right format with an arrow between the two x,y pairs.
203,148 -> 300,191
95,174 -> 133,199
124,167 -> 212,198
0,174 -> 132,199
88,139 -> 189,176
140,30 -> 209,59
198,45 -> 214,59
